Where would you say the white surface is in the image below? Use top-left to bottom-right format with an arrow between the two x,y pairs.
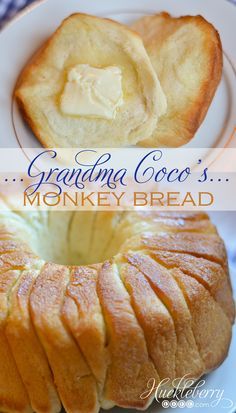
0,0 -> 235,149
0,0 -> 235,412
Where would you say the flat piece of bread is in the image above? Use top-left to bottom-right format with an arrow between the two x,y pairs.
15,13 -> 166,148
132,13 -> 223,147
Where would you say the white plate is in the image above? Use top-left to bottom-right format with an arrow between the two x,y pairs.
0,1 -> 235,412
0,0 -> 235,149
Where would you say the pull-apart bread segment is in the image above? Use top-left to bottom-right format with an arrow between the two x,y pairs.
0,270 -> 31,413
5,269 -> 61,413
62,265 -> 108,407
106,211 -> 216,258
15,13 -> 166,148
132,13 -> 223,147
0,237 -> 38,413
151,250 -> 235,323
97,261 -> 159,409
119,262 -> 177,383
171,268 -> 232,371
30,263 -> 99,413
125,253 -> 205,379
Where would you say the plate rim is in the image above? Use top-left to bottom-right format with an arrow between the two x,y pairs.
1,0 -> 236,36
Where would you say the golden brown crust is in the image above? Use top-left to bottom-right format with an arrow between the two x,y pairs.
132,13 -> 223,147
122,232 -> 228,269
30,262 -> 99,413
125,253 -> 205,379
62,265 -> 108,404
5,269 -> 61,413
0,211 -> 234,412
172,268 -> 232,371
0,270 -> 31,413
106,212 -> 217,261
150,250 -> 235,323
120,262 -> 176,382
97,261 -> 159,409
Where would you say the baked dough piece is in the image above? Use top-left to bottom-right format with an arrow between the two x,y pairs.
62,265 -> 108,406
0,270 -> 31,413
5,269 -> 61,413
120,263 -> 176,382
0,237 -> 37,413
97,261 -> 159,409
15,13 -> 166,148
151,250 -> 235,322
126,253 -> 205,379
106,211 -> 216,260
172,268 -> 232,371
132,13 -> 223,147
30,263 -> 99,413
122,231 -> 228,268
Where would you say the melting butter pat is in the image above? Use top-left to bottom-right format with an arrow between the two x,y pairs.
60,64 -> 123,119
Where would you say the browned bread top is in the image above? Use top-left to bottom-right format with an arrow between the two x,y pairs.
0,211 -> 234,412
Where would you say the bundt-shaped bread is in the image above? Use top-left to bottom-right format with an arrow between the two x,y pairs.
0,210 -> 234,413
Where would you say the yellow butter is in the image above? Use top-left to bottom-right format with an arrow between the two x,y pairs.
60,64 -> 123,119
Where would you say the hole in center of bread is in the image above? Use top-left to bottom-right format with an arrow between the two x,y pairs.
26,211 -> 124,265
